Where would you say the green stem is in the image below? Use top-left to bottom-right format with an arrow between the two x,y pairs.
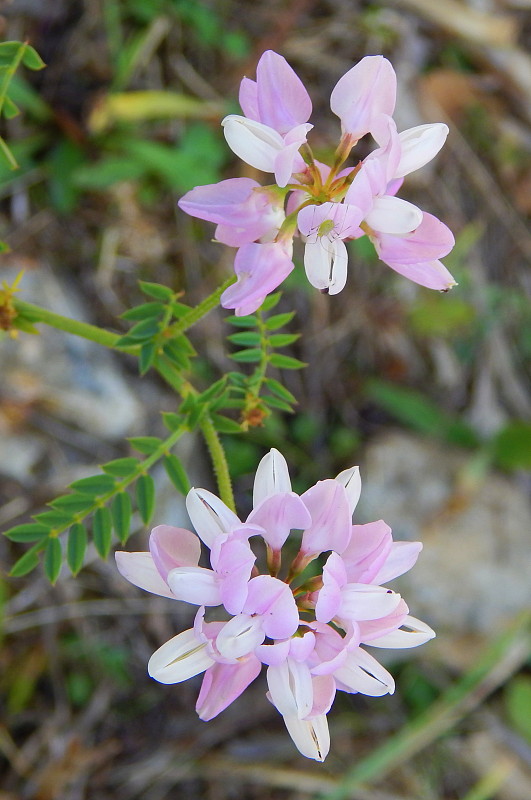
13,299 -> 136,352
165,276 -> 235,338
199,413 -> 235,512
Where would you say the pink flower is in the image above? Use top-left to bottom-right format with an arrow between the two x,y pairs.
116,449 -> 435,761
330,55 -> 397,142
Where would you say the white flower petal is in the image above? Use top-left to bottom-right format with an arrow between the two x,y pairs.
115,551 -> 175,599
215,614 -> 265,660
366,196 -> 423,234
222,115 -> 283,172
166,566 -> 222,606
267,659 -> 314,719
334,648 -> 395,696
186,488 -> 240,546
282,713 -> 330,761
148,629 -> 214,684
304,238 -> 348,295
368,615 -> 436,649
339,584 -> 402,621
334,465 -> 361,517
395,123 -> 449,179
253,447 -> 291,506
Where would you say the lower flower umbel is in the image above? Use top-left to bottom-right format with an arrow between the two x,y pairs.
116,448 -> 435,761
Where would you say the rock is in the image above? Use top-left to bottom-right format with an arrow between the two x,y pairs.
359,431 -> 531,637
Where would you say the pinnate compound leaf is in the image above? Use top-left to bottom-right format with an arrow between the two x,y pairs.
67,523 -> 87,576
139,342 -> 157,375
264,395 -> 294,412
21,44 -> 46,70
93,507 -> 113,558
163,454 -> 190,495
44,538 -> 62,584
49,493 -> 95,513
260,292 -> 282,312
112,492 -> 132,545
137,474 -> 155,524
4,522 -> 49,542
70,474 -> 117,495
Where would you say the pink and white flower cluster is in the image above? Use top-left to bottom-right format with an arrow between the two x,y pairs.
116,449 -> 434,761
178,50 -> 456,315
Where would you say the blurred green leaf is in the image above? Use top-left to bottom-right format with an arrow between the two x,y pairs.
228,331 -> 261,346
269,353 -> 307,370
128,436 -> 163,454
67,523 -> 87,576
44,538 -> 62,584
163,454 -> 190,495
112,492 -> 132,544
492,422 -> 531,471
4,523 -> 49,542
231,348 -> 262,363
9,544 -> 43,577
505,675 -> 531,742
70,474 -> 117,496
136,474 -> 155,524
101,457 -> 140,477
93,507 -> 113,558
409,296 -> 476,337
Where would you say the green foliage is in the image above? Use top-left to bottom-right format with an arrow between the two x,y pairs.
491,422 -> 531,471
505,675 -> 531,743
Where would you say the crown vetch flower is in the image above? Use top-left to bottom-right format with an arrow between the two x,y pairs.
116,449 -> 435,761
178,50 -> 456,310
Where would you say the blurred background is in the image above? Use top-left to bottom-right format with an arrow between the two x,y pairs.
0,0 -> 530,798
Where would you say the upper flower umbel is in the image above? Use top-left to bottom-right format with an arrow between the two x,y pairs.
177,49 -> 456,313
116,448 -> 435,762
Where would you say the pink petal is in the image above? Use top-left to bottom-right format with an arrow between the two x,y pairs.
244,575 -> 299,639
300,480 -> 352,556
222,115 -> 283,172
330,56 -> 396,140
196,656 -> 262,720
248,492 -> 312,550
255,50 -> 312,134
395,123 -> 449,179
115,551 -> 175,599
375,212 -> 455,264
383,257 -> 457,291
239,77 -> 259,121
255,639 -> 291,666
216,614 -> 265,660
178,178 -> 260,225
341,520 -> 393,583
220,242 -> 294,316
149,525 -> 201,581
358,598 -> 409,642
309,674 -> 336,716
315,552 -> 348,623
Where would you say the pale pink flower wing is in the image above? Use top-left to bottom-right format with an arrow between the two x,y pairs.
149,525 -> 201,581
382,257 -> 457,291
358,598 -> 409,642
115,551 -> 175,599
330,55 -> 396,140
167,566 -> 222,607
338,584 -> 402,622
220,242 -> 294,316
177,178 -> 259,224
375,212 -> 455,264
185,487 -> 240,547
395,123 -> 449,179
372,541 -> 423,584
315,552 -> 347,623
366,196 -> 423,235
222,115 -> 283,173
196,656 -> 262,720
239,76 -> 259,121
300,479 -> 352,556
255,50 -> 312,134
334,465 -> 361,517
